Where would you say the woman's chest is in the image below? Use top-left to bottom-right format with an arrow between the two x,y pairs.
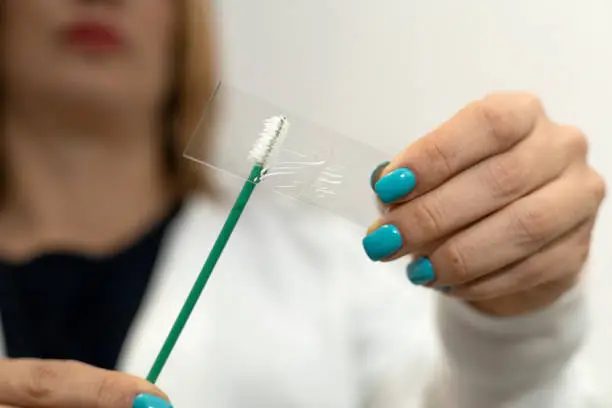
119,235 -> 361,408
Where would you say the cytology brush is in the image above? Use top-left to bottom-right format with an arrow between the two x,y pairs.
146,115 -> 290,383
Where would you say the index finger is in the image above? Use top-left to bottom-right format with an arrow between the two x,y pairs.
375,93 -> 545,203
0,359 -> 170,408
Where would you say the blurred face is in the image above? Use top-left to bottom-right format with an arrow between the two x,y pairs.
2,0 -> 176,115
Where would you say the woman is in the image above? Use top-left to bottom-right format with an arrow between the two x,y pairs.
0,0 -> 606,407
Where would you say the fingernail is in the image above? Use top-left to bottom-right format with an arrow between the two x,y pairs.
370,161 -> 390,190
374,168 -> 417,204
133,393 -> 173,408
407,257 -> 435,285
362,224 -> 403,261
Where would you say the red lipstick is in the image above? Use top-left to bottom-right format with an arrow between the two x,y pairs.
63,21 -> 123,51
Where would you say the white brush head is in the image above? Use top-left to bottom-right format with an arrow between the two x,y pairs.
248,115 -> 290,166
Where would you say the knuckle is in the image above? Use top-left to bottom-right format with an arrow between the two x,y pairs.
521,93 -> 545,116
476,93 -> 543,148
437,241 -> 471,283
458,282 -> 492,300
588,171 -> 607,202
422,139 -> 454,178
24,361 -> 62,401
409,199 -> 445,243
474,99 -> 517,148
498,92 -> 544,115
512,206 -> 551,246
483,154 -> 527,199
561,125 -> 589,157
514,260 -> 546,288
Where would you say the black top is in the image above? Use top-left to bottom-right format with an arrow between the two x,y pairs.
0,204 -> 181,370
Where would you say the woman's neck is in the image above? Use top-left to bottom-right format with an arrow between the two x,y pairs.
0,109 -> 175,260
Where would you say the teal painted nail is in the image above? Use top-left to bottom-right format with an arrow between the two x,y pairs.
374,168 -> 416,204
370,161 -> 390,190
407,257 -> 435,285
362,224 -> 403,261
133,394 -> 173,408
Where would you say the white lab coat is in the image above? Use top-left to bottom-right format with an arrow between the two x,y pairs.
0,191 -> 602,407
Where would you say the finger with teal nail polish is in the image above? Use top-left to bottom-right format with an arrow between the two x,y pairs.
407,257 -> 435,285
370,161 -> 390,190
362,224 -> 403,261
374,168 -> 417,204
133,393 -> 173,408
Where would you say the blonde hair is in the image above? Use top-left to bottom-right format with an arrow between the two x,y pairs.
167,0 -> 217,197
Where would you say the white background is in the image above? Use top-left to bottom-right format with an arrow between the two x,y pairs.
216,0 -> 612,390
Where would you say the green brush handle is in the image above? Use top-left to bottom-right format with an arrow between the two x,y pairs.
146,165 -> 263,383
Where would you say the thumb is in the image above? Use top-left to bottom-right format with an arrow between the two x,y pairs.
0,359 -> 171,408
